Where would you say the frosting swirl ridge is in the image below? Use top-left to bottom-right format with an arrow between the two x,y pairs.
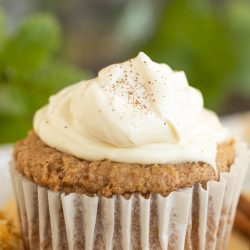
34,52 -> 228,168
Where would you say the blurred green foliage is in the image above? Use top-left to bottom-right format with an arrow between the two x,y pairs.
1,0 -> 250,143
144,0 -> 250,110
0,10 -> 90,143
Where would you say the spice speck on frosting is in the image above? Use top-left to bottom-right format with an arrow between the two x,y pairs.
33,51 -> 229,169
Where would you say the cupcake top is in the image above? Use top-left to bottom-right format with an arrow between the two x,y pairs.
34,52 -> 228,169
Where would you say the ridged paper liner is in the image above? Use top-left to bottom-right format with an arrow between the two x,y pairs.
11,143 -> 249,250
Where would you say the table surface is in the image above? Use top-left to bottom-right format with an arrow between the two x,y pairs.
229,230 -> 250,249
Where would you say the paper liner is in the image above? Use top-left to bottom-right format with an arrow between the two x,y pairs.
11,143 -> 249,250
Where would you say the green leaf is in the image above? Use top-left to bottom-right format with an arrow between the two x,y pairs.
20,62 -> 92,114
143,0 -> 236,111
0,63 -> 91,143
0,114 -> 31,143
0,8 -> 5,51
226,1 -> 250,95
0,84 -> 27,115
29,62 -> 91,91
0,12 -> 92,143
2,14 -> 61,75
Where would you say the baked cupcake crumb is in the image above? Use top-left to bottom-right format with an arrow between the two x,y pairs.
14,131 -> 235,198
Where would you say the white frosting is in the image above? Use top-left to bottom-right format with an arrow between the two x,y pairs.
34,52 -> 228,168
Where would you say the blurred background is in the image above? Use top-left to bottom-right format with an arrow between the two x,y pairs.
0,0 -> 250,143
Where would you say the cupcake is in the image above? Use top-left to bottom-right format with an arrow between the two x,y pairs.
12,52 -> 249,250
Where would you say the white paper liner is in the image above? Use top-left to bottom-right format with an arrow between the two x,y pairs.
10,142 -> 249,250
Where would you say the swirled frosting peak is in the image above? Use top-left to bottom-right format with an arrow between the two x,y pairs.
34,52 -> 228,168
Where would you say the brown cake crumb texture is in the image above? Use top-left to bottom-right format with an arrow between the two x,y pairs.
14,132 -> 235,198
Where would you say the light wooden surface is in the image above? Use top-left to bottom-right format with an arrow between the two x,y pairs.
229,229 -> 250,250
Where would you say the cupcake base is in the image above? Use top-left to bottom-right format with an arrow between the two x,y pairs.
11,143 -> 249,250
